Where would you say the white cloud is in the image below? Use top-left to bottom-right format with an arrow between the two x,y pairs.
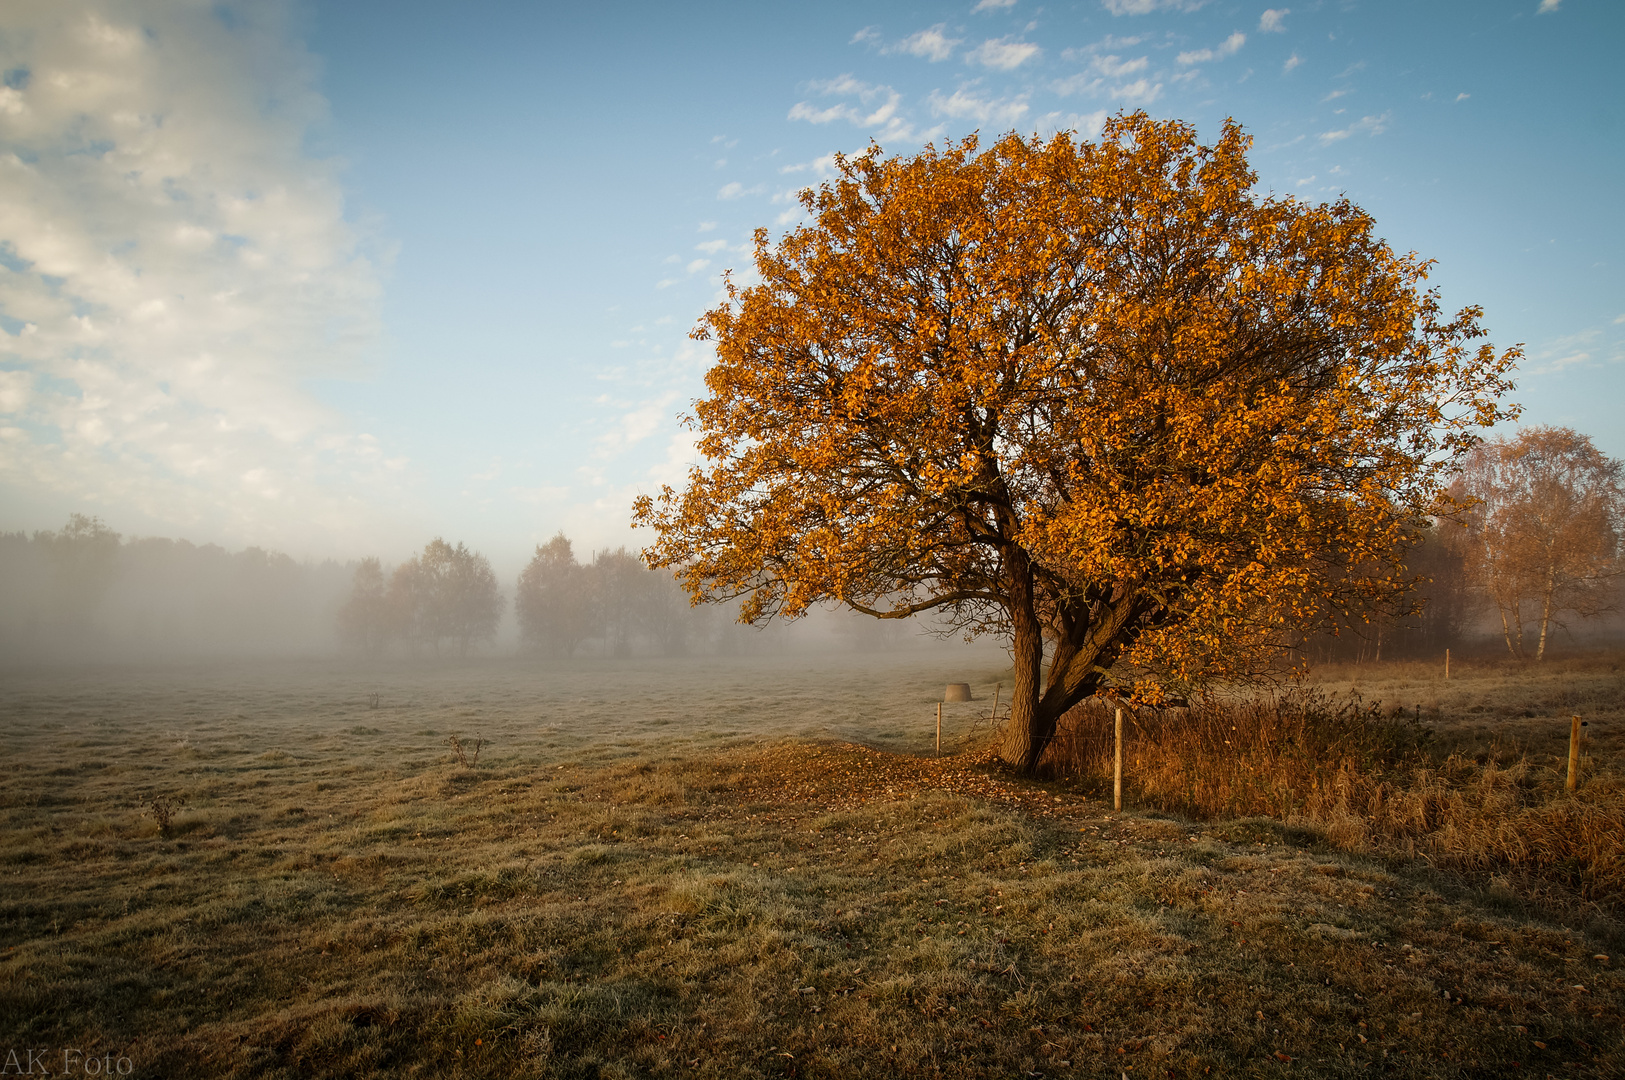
779,152 -> 840,176
1523,328 -> 1599,374
1178,32 -> 1245,64
697,221 -> 718,232
851,26 -> 881,45
1033,109 -> 1109,139
717,181 -> 764,199
0,370 -> 32,413
1456,92 -> 1470,101
1111,78 -> 1163,104
973,0 -> 1019,11
595,393 -> 679,457
1537,0 -> 1561,12
1094,54 -> 1148,77
927,87 -> 1030,126
1259,9 -> 1289,33
685,259 -> 711,274
0,0 -> 398,555
695,239 -> 729,254
788,77 -> 917,142
893,25 -> 962,62
1318,112 -> 1389,143
1283,52 -> 1302,73
968,38 -> 1042,70
1102,0 -> 1207,14
1053,52 -> 1155,99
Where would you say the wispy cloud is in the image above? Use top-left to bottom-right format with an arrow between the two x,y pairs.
1110,78 -> 1163,104
1318,112 -> 1389,143
1053,52 -> 1156,100
779,152 -> 840,176
927,86 -> 1030,126
0,0 -> 398,554
1283,52 -> 1302,73
1033,109 -> 1110,139
1177,32 -> 1245,65
1537,0 -> 1561,13
967,38 -> 1042,70
594,393 -> 679,457
1102,0 -> 1208,14
973,0 -> 1020,11
1259,8 -> 1290,33
788,76 -> 917,141
891,24 -> 962,62
716,181 -> 765,199
1094,54 -> 1148,77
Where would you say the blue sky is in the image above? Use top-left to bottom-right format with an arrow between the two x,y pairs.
0,0 -> 1619,577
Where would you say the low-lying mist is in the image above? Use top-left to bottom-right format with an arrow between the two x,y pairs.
0,517 -> 972,666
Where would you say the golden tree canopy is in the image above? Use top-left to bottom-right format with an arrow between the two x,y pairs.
634,112 -> 1518,771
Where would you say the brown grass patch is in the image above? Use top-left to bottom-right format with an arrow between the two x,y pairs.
1042,653 -> 1625,909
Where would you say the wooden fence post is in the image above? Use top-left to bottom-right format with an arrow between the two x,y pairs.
937,702 -> 942,757
1567,715 -> 1583,793
1114,706 -> 1124,812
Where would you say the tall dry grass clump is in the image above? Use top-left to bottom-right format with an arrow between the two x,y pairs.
1041,691 -> 1625,906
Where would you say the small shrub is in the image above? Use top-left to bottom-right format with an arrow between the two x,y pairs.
145,794 -> 186,837
448,734 -> 484,768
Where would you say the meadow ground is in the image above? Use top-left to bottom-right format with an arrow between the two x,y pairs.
0,647 -> 1620,1078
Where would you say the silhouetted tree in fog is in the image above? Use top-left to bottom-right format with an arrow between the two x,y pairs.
591,547 -> 646,658
337,557 -> 392,653
39,514 -> 120,638
1459,427 -> 1624,660
515,533 -> 595,656
388,539 -> 504,656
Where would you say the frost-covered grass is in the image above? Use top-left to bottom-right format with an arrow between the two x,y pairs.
0,652 -> 1620,1077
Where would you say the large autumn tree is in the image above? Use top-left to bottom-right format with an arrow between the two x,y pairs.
634,113 -> 1518,772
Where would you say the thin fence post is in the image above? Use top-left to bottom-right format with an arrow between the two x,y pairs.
1445,648 -> 1450,681
1567,715 -> 1583,793
937,702 -> 942,757
1114,706 -> 1124,812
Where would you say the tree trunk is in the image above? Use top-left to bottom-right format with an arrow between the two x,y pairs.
1536,568 -> 1555,662
999,581 -> 1136,774
998,543 -> 1047,772
1001,605 -> 1047,773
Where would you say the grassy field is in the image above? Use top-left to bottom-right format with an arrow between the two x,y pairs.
1,648 -> 1621,1078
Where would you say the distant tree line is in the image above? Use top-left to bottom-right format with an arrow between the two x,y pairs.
333,531 -> 915,659
0,515 -> 353,660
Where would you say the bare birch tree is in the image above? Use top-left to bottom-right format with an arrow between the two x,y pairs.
1458,427 -> 1624,660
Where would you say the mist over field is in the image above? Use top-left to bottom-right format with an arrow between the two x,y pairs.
0,517 -> 986,667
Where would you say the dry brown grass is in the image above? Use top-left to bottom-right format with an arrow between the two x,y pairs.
1042,649 -> 1625,909
1,651 -> 1621,1077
